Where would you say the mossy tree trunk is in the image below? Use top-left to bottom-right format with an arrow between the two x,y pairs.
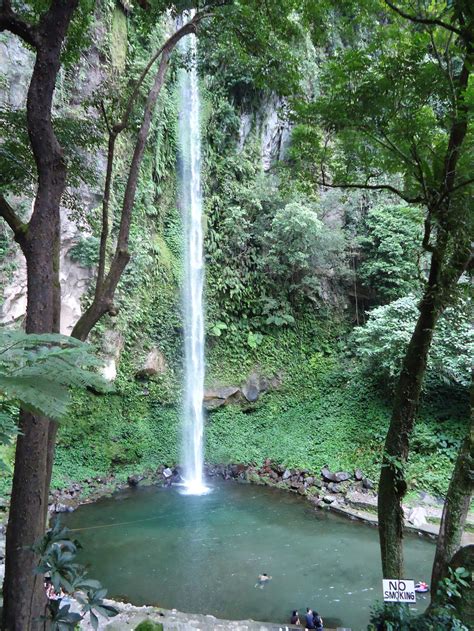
0,2 -> 79,628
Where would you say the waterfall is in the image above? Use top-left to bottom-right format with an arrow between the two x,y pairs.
179,17 -> 208,495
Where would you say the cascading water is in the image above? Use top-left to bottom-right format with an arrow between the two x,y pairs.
178,16 -> 208,495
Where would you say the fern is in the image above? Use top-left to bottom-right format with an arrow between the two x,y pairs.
0,330 -> 110,421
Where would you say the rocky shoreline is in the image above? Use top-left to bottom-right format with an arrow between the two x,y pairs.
46,460 -> 473,543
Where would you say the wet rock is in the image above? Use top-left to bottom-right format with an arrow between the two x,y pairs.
127,475 -> 143,487
362,477 -> 374,490
50,503 -> 74,513
321,467 -> 338,482
162,467 -> 173,479
323,494 -> 337,504
407,506 -> 427,528
290,481 -> 303,490
354,468 -> 364,481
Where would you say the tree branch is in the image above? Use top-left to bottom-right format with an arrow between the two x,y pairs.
383,1 -> 463,37
117,13 -> 207,132
317,173 -> 424,205
0,194 -> 28,242
0,3 -> 39,48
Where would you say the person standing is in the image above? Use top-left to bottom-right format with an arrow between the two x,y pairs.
313,611 -> 323,630
290,610 -> 300,625
304,608 -> 316,629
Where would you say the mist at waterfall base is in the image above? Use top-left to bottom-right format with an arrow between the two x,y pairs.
64,482 -> 434,630
178,24 -> 208,496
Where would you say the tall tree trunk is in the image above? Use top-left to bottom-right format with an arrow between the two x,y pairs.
430,430 -> 473,600
377,284 -> 443,577
2,2 -> 78,628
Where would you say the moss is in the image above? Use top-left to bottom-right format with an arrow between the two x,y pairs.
134,622 -> 164,631
110,4 -> 128,72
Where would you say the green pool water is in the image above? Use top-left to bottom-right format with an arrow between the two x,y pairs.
63,481 -> 434,630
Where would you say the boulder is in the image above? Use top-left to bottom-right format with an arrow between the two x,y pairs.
407,506 -> 427,528
203,386 -> 241,410
305,476 -> 314,487
50,503 -> 74,513
334,471 -> 351,482
242,373 -> 260,402
127,475 -> 143,487
282,469 -> 291,480
321,467 -> 338,482
354,468 -> 364,481
162,467 -> 173,479
136,347 -> 167,378
100,330 -> 124,382
362,477 -> 374,490
323,494 -> 337,504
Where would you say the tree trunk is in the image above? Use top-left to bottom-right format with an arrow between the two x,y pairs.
430,431 -> 473,600
2,2 -> 78,628
378,287 -> 443,578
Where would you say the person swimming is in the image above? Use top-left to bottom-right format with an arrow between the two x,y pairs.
255,573 -> 272,588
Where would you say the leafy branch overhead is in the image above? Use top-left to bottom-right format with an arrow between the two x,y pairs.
0,331 -> 110,421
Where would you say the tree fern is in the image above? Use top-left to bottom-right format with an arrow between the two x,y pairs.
0,330 -> 110,422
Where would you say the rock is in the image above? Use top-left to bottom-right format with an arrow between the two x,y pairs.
323,494 -> 337,504
162,467 -> 173,479
127,475 -> 143,487
327,482 -> 342,493
354,468 -> 364,481
203,386 -> 241,410
100,330 -> 125,382
50,503 -> 74,513
282,469 -> 291,480
136,347 -> 167,378
334,471 -> 351,482
242,373 -> 260,402
407,507 -> 427,528
297,486 -> 306,495
321,467 -> 338,482
305,476 -> 314,487
362,477 -> 374,490
290,481 -> 303,490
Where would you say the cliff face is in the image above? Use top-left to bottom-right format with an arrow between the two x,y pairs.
0,28 -> 103,335
0,7 -> 305,367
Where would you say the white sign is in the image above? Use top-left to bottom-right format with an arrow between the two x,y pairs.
382,579 -> 416,602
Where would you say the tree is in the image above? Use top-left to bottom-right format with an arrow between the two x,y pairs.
352,295 -> 472,389
0,1 -> 307,627
292,0 -> 473,577
357,204 -> 424,303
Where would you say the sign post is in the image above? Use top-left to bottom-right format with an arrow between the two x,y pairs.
382,579 -> 416,603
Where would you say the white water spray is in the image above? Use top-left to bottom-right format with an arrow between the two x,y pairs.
179,17 -> 208,495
